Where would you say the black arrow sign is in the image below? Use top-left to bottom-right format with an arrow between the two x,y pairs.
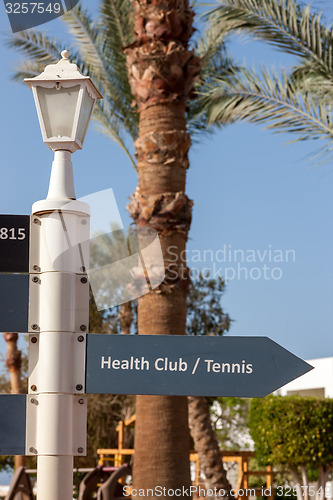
0,395 -> 26,456
85,335 -> 313,397
0,215 -> 30,273
0,274 -> 30,332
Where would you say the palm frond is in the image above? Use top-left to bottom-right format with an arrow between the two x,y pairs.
62,3 -> 138,140
6,30 -> 67,81
187,16 -> 240,138
100,0 -> 134,57
98,0 -> 138,139
290,63 -> 333,100
204,66 -> 333,158
94,101 -> 136,169
61,4 -> 110,87
188,55 -> 239,138
206,0 -> 333,78
6,2 -> 138,167
195,8 -> 231,63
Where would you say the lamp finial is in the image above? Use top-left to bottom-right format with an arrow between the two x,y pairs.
61,50 -> 70,61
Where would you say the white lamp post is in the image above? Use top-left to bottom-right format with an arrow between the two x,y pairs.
25,51 -> 102,500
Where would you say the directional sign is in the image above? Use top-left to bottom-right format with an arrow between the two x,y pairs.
0,274 -> 29,332
85,335 -> 313,397
0,395 -> 26,455
0,215 -> 30,273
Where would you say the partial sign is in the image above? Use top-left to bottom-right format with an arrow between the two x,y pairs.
0,215 -> 30,273
4,0 -> 79,34
0,274 -> 29,332
0,395 -> 26,455
85,335 -> 313,397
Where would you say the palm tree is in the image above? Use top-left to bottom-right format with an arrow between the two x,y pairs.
2,333 -> 26,470
124,0 -> 200,493
7,0 -> 234,495
202,0 -> 333,161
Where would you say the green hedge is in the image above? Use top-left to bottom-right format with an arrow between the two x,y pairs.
249,396 -> 333,469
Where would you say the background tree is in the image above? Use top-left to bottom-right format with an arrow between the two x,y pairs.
249,395 -> 333,500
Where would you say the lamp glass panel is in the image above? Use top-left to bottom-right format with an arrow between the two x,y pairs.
76,89 -> 95,144
37,85 -> 80,139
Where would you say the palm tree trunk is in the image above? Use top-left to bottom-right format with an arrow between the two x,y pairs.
125,0 -> 200,496
130,106 -> 193,498
188,396 -> 232,499
3,332 -> 26,469
119,302 -> 133,336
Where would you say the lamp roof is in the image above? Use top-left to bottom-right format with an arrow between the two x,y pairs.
24,50 -> 103,99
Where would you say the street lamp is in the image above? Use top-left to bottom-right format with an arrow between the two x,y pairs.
24,52 -> 102,500
25,50 -> 102,209
25,50 -> 102,153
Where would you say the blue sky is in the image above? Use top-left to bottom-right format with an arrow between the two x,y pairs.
0,0 -> 333,373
